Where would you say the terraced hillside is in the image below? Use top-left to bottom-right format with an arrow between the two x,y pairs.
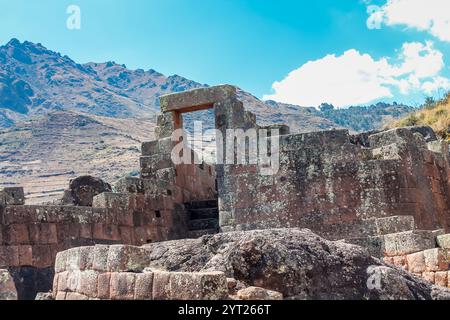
0,111 -> 154,204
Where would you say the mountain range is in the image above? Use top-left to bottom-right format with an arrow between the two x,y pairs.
0,39 -> 416,203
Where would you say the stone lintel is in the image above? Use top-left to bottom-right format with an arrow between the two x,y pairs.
160,85 -> 236,113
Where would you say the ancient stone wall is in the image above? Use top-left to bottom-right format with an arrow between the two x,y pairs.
2,85 -> 450,299
142,85 -> 450,242
219,127 -> 450,240
0,188 -> 188,298
381,232 -> 450,288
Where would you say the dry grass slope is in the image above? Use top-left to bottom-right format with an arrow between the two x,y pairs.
389,93 -> 450,142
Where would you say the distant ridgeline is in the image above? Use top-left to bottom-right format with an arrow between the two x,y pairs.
317,102 -> 416,133
0,39 -> 414,134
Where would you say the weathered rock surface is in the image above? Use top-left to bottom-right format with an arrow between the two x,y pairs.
0,269 -> 18,300
35,292 -> 54,300
143,228 -> 450,300
62,176 -> 112,207
237,287 -> 283,300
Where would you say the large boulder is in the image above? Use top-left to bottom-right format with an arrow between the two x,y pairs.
0,270 -> 18,300
144,228 -> 450,300
61,176 -> 112,207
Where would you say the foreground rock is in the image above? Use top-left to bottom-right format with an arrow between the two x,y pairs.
143,228 -> 450,300
61,176 -> 112,206
237,287 -> 283,300
0,270 -> 18,300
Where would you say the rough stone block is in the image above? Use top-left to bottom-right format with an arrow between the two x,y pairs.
197,272 -> 228,300
375,216 -> 415,235
140,155 -> 174,174
77,271 -> 99,298
0,269 -> 17,300
119,226 -> 134,245
152,271 -> 171,300
92,192 -> 129,210
424,249 -> 450,272
158,138 -> 175,155
102,224 -> 121,241
67,270 -> 81,292
57,271 -> 69,292
64,247 -> 81,272
78,247 -> 95,270
383,257 -> 394,265
115,177 -> 143,194
55,292 -> 67,301
106,245 -> 150,272
406,252 -> 426,273
134,273 -> 154,300
1,187 -> 25,205
437,234 -> 450,249
65,292 -> 89,300
80,224 -> 92,239
422,271 -> 436,284
18,245 -> 32,266
141,141 -> 159,156
368,128 -> 414,149
97,272 -> 111,299
110,273 -> 136,300
428,140 -> 449,154
435,271 -> 448,288
169,272 -> 202,300
35,292 -> 54,300
383,231 -> 436,257
32,245 -> 52,268
7,224 -> 29,245
55,250 -> 68,273
28,223 -> 58,245
237,286 -> 283,301
393,256 -> 408,270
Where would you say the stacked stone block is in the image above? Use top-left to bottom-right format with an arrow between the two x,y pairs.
383,232 -> 450,288
52,245 -> 228,300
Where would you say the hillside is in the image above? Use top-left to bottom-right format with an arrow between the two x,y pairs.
0,39 -> 417,203
0,39 -> 414,132
389,94 -> 450,142
0,111 -> 154,204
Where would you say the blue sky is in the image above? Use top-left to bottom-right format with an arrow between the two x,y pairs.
0,0 -> 449,107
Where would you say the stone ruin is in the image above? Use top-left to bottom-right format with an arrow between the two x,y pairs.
0,85 -> 449,300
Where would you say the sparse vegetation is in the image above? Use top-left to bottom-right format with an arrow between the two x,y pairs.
389,93 -> 450,142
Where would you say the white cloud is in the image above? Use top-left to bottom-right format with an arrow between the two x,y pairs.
263,41 -> 448,108
367,0 -> 450,42
422,77 -> 450,94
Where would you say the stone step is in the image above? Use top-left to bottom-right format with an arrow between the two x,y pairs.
383,230 -> 437,257
373,215 -> 416,236
185,200 -> 218,210
187,229 -> 219,239
189,208 -> 219,220
189,218 -> 219,231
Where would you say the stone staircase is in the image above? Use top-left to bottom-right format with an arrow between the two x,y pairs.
185,200 -> 220,239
